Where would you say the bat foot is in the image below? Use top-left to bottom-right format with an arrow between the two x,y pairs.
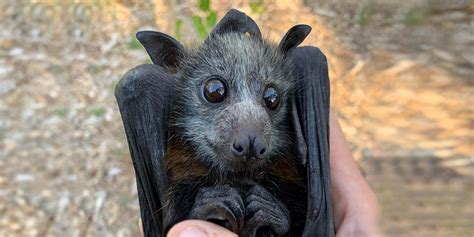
189,185 -> 244,233
242,185 -> 290,237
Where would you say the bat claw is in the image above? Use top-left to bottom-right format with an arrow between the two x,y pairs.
242,185 -> 290,237
189,185 -> 244,233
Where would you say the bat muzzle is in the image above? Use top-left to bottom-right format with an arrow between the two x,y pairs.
230,127 -> 267,162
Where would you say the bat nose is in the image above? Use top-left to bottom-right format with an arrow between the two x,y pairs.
231,130 -> 267,160
252,136 -> 267,159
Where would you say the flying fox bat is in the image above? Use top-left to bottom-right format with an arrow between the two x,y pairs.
115,9 -> 334,237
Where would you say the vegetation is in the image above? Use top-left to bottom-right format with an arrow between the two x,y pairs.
402,7 -> 431,26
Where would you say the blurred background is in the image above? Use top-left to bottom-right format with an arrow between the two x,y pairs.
1,0 -> 472,236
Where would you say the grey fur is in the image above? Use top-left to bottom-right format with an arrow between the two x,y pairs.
171,33 -> 296,172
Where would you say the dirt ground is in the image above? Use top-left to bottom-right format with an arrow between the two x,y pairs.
1,1 -> 472,236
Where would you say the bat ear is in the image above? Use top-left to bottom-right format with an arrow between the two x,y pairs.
136,31 -> 185,70
279,25 -> 311,54
208,9 -> 261,39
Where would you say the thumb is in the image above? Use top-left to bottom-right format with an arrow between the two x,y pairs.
167,220 -> 238,237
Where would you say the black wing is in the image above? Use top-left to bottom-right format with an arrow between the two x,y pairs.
116,29 -> 185,236
278,25 -> 334,236
288,46 -> 335,236
115,64 -> 177,236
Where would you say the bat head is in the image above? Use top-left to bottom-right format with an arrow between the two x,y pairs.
137,9 -> 311,172
176,33 -> 295,171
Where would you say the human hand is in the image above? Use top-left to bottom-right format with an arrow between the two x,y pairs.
139,219 -> 236,237
167,220 -> 237,237
329,112 -> 381,236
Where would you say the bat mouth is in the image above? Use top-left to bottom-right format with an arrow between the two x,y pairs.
220,154 -> 267,172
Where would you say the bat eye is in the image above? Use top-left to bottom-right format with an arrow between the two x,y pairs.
263,86 -> 280,110
203,78 -> 226,103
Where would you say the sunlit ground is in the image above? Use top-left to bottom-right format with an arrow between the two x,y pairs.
1,1 -> 472,236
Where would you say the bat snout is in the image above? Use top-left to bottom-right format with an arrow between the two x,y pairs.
230,128 -> 267,161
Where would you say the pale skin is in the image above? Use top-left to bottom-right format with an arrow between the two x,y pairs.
327,112 -> 381,237
158,113 -> 381,237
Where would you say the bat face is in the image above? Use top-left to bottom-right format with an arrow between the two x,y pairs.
173,33 -> 296,172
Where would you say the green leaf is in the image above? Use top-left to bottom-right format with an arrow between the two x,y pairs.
52,106 -> 67,117
249,0 -> 265,15
128,34 -> 142,49
198,0 -> 210,12
356,6 -> 372,26
206,10 -> 217,28
90,106 -> 106,117
175,19 -> 183,40
403,8 -> 430,26
192,16 -> 208,38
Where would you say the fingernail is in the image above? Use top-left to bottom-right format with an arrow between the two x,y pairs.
179,226 -> 208,237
